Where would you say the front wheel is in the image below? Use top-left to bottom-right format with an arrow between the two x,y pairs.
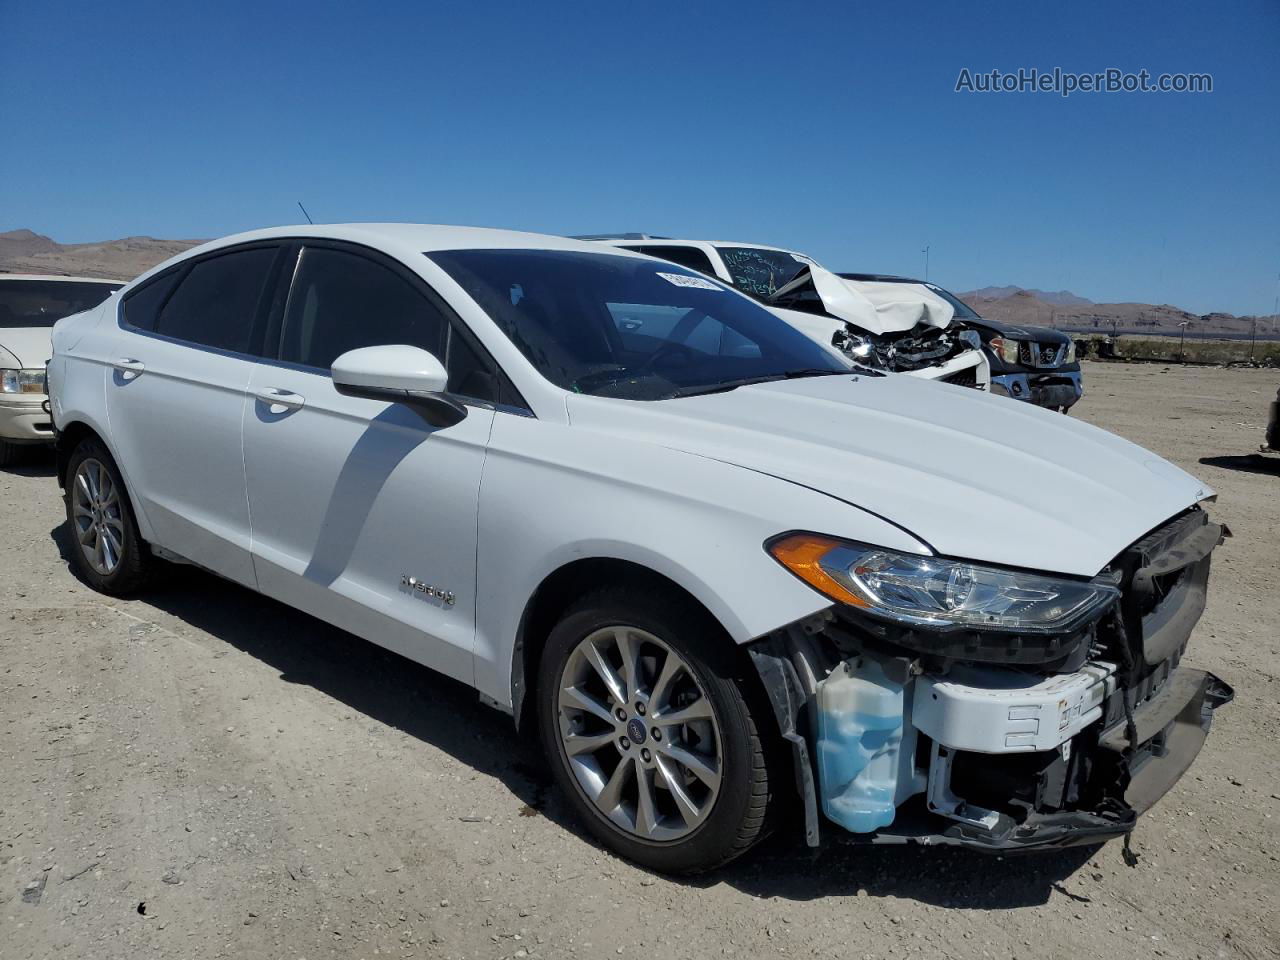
537,587 -> 773,873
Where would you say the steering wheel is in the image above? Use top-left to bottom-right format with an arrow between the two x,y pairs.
635,339 -> 698,375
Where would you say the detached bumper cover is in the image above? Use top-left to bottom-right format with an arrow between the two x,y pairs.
1097,668 -> 1233,816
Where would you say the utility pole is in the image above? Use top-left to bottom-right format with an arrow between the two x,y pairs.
922,245 -> 930,282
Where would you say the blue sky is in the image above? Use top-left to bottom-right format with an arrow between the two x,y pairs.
2,0 -> 1276,314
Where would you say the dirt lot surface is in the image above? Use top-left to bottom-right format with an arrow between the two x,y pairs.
2,361 -> 1278,960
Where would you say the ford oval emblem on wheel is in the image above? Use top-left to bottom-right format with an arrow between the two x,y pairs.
626,718 -> 647,745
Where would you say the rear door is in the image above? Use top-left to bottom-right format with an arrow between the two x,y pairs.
105,243 -> 287,586
242,242 -> 501,683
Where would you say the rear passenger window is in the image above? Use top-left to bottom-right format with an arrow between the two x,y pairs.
121,270 -> 182,332
280,247 -> 447,370
156,248 -> 277,353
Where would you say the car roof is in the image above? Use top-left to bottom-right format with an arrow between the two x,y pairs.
0,273 -> 128,285
569,233 -> 673,241
190,223 -> 648,255
125,223 -> 653,290
591,236 -> 806,256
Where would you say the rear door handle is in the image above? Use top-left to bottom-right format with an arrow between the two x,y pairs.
253,387 -> 306,413
113,358 -> 145,380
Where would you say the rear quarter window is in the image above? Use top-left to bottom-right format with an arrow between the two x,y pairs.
121,270 -> 182,332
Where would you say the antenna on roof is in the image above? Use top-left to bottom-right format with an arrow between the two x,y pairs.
297,202 -> 315,225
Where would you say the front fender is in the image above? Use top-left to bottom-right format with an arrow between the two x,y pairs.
471,412 -> 930,709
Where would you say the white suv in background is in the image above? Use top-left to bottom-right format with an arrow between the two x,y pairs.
0,275 -> 123,464
48,224 -> 1229,873
583,235 -> 990,390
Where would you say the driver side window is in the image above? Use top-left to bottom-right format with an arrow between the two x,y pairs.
280,247 -> 447,370
279,246 -> 504,403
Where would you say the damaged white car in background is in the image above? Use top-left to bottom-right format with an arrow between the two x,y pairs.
584,235 -> 989,390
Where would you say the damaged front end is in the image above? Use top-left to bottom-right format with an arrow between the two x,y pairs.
752,508 -> 1233,853
766,265 -> 989,388
833,324 -> 986,387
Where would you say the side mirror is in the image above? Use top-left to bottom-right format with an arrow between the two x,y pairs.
331,345 -> 468,429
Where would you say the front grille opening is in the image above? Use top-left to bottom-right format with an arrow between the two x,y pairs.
941,367 -> 978,388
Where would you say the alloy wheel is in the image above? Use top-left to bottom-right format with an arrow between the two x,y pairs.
556,625 -> 723,842
71,458 -> 126,575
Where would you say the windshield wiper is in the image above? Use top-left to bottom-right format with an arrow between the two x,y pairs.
571,366 -> 634,391
670,368 -> 851,399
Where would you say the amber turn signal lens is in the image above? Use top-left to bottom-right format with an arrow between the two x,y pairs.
768,534 -> 868,608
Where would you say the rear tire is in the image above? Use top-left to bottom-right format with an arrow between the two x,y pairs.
536,586 -> 773,873
0,439 -> 25,467
63,437 -> 155,595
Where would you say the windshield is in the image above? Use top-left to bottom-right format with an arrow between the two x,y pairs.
923,283 -> 981,321
427,249 -> 850,401
0,279 -> 121,327
716,247 -> 813,298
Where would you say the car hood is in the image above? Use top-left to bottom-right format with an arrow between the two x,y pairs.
770,267 -> 956,336
0,327 -> 53,368
971,318 -> 1072,343
567,374 -> 1211,577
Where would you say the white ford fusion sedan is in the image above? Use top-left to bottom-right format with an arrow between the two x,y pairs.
47,224 -> 1231,873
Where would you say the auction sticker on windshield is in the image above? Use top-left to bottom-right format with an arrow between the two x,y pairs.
658,272 -> 723,290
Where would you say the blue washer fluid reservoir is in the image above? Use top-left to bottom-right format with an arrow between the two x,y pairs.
815,656 -> 906,833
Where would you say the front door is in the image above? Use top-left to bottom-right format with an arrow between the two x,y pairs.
242,243 -> 494,684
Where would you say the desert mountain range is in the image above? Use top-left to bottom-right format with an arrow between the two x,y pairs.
962,286 -> 1094,307
2,228 -> 1273,338
956,288 -> 1274,339
0,229 -> 203,283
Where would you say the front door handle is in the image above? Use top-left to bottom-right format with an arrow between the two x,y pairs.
253,387 -> 306,413
113,358 -> 145,381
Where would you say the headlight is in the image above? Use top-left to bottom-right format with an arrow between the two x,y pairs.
987,337 -> 1021,365
1063,340 -> 1077,363
768,534 -> 1119,634
0,368 -> 47,395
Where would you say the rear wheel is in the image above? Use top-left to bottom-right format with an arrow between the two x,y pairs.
537,587 -> 772,873
64,437 -> 155,595
0,439 -> 26,467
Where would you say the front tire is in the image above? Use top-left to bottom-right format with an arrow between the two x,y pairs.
64,437 -> 155,595
536,586 -> 772,873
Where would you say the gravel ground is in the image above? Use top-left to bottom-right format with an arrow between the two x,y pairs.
2,361 -> 1277,960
